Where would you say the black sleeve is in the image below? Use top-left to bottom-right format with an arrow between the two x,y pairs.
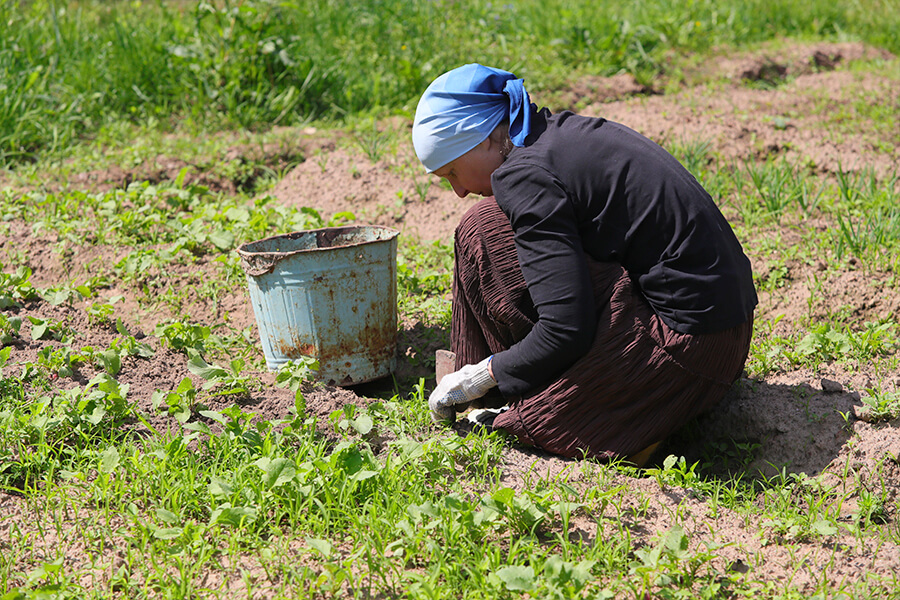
490,163 -> 597,397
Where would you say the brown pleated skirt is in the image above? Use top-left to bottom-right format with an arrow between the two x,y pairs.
452,198 -> 753,461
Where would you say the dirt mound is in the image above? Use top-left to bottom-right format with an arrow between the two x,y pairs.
270,146 -> 475,243
552,72 -> 652,111
705,41 -> 895,84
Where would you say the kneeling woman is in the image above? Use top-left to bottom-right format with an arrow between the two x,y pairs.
413,64 -> 757,465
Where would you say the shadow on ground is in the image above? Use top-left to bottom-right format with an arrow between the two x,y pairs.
663,379 -> 860,479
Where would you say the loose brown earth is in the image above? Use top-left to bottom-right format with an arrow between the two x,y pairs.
2,41 -> 900,595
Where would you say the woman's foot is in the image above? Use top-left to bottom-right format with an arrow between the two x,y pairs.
466,406 -> 508,430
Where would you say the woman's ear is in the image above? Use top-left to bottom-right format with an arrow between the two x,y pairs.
486,123 -> 512,157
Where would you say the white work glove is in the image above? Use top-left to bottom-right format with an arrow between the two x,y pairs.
429,356 -> 497,423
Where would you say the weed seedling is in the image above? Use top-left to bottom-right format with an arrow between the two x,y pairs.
353,120 -> 391,163
0,266 -> 39,308
413,177 -> 430,202
151,377 -> 200,424
0,313 -> 23,345
154,321 -> 217,354
27,316 -> 76,343
855,485 -> 890,527
37,346 -> 77,378
275,356 -> 319,392
859,389 -> 900,422
187,352 -> 256,396
86,295 -> 123,328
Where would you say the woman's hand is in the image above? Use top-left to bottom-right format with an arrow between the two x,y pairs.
428,356 -> 497,423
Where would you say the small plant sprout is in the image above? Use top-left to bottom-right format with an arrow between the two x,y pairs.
275,356 -> 319,392
186,352 -> 256,396
315,150 -> 329,173
0,313 -> 22,345
154,320 -> 218,354
86,295 -> 123,327
0,266 -> 39,308
275,356 -> 319,414
413,177 -> 430,202
646,455 -> 701,490
857,389 -> 900,423
353,119 -> 391,163
27,315 -> 76,343
854,483 -> 890,527
151,377 -> 200,424
329,403 -> 375,438
37,345 -> 77,378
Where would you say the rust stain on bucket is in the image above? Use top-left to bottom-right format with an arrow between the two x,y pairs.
237,225 -> 400,386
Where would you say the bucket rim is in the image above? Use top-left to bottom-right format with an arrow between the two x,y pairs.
236,224 -> 400,259
236,225 -> 400,277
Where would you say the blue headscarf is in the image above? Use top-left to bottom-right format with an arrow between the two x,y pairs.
412,64 -> 533,173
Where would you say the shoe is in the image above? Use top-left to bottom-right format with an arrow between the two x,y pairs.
466,406 -> 508,430
626,441 -> 662,468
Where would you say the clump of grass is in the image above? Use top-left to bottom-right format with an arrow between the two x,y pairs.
748,318 -> 899,375
352,119 -> 393,163
744,158 -> 826,221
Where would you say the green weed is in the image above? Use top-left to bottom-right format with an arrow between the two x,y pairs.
0,313 -> 23,346
748,318 -> 899,375
397,239 -> 453,326
0,266 -> 40,308
352,120 -> 393,163
859,389 -> 900,422
186,352 -> 256,397
744,158 -> 825,220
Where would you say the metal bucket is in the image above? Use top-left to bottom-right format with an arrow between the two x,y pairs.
237,225 -> 400,386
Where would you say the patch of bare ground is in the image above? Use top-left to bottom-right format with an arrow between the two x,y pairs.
755,256 -> 900,335
743,213 -> 900,340
680,41 -> 894,85
581,42 -> 898,176
269,145 -> 477,244
550,72 -> 653,111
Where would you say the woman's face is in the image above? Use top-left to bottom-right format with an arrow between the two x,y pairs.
432,137 -> 504,198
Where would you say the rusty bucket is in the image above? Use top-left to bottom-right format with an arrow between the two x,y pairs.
237,225 -> 399,386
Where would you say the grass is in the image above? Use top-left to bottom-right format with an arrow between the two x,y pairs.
2,0 -> 900,167
1,0 -> 900,598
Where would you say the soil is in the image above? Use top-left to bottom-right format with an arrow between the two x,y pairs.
2,41 -> 899,595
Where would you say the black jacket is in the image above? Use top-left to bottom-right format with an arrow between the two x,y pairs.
489,109 -> 758,396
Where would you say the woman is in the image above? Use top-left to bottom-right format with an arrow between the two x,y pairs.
414,64 -> 757,465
